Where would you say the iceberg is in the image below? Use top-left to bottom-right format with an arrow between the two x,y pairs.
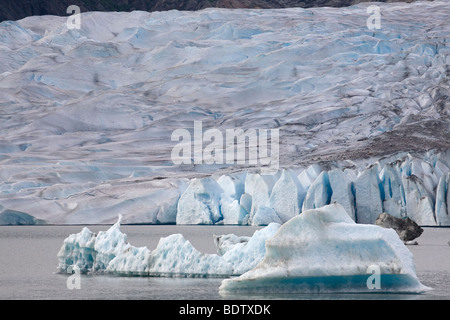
106,245 -> 151,276
58,206 -> 431,295
57,215 -> 130,273
145,233 -> 234,277
57,226 -> 97,273
220,222 -> 280,275
219,203 -> 429,294
57,215 -> 279,277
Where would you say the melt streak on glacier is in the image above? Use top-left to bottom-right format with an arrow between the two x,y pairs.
0,1 -> 449,224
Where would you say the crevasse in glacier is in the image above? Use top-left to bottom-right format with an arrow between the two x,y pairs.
436,173 -> 450,226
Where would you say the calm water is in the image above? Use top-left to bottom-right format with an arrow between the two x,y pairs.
0,225 -> 449,300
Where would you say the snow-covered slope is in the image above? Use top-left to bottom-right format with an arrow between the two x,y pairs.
0,1 -> 449,224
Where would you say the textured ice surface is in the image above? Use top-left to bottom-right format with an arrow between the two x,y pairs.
0,1 -> 449,224
302,171 -> 332,212
58,205 -> 429,294
57,215 -> 279,276
219,204 -> 430,294
436,173 -> 450,226
0,204 -> 45,225
354,165 -> 383,224
176,177 -> 224,224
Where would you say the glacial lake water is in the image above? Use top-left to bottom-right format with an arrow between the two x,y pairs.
0,225 -> 449,300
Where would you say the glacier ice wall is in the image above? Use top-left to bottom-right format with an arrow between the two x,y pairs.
0,1 -> 449,225
173,151 -> 450,226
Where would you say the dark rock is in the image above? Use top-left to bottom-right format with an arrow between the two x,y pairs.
0,0 -> 424,22
375,212 -> 423,242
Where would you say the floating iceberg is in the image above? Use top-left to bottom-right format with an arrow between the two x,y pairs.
58,205 -> 429,295
219,204 -> 429,294
57,215 -> 130,273
57,215 -> 280,277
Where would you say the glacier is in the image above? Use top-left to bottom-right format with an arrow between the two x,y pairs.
169,151 -> 450,226
0,1 -> 449,225
219,203 -> 429,294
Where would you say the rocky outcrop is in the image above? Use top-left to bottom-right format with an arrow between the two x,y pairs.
0,0 -> 422,22
375,212 -> 423,242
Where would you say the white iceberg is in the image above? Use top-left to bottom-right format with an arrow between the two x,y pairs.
57,226 -> 97,273
57,214 -> 131,273
219,204 -> 429,294
57,215 -> 279,277
219,223 -> 280,275
146,233 -> 234,277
